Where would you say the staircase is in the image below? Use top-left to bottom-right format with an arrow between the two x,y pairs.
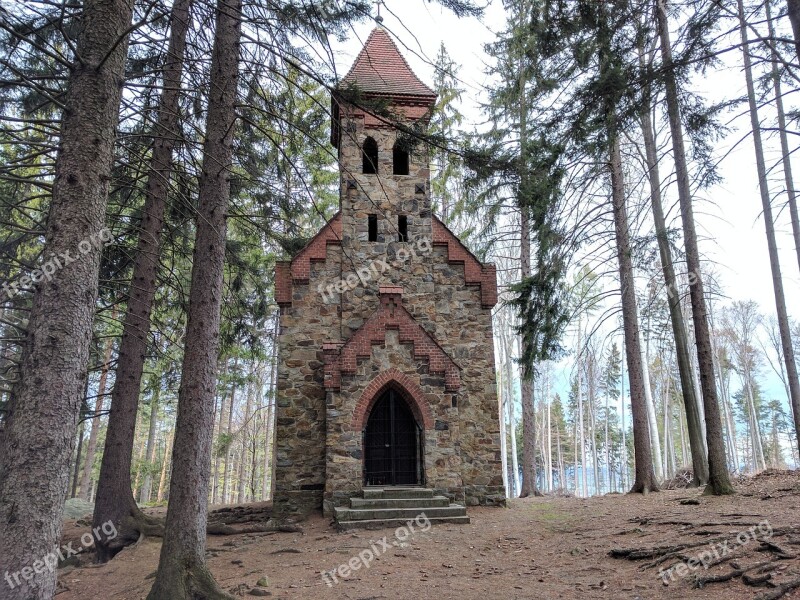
334,487 -> 469,531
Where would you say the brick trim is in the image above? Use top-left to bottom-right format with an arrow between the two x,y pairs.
352,368 -> 434,431
275,212 -> 342,308
432,216 -> 498,308
323,289 -> 461,392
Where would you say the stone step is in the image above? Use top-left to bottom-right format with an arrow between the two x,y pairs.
334,504 -> 467,522
336,515 -> 470,531
350,496 -> 451,509
362,487 -> 434,500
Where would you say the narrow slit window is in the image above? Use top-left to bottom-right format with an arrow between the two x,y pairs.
393,142 -> 410,175
398,215 -> 408,242
363,137 -> 378,174
368,214 -> 378,242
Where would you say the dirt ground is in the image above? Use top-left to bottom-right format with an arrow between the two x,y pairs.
56,470 -> 800,599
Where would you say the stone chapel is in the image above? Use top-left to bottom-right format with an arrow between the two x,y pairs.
273,26 -> 505,522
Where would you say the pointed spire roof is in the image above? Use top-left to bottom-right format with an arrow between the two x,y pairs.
340,27 -> 436,100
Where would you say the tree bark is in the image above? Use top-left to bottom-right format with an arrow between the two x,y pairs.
0,1 -> 134,596
72,420 -> 86,499
146,0 -> 240,595
621,337 -> 627,489
767,3 -> 800,275
157,429 -> 173,503
638,79 -> 708,484
787,0 -> 800,65
80,331 -> 115,500
738,0 -> 800,461
139,381 -> 161,504
93,0 -> 193,561
609,136 -> 659,494
656,0 -> 734,495
640,333 -> 663,482
237,382 -> 254,504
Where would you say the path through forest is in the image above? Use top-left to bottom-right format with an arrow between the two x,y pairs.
56,470 -> 800,599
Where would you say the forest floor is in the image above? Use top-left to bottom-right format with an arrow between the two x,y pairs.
56,469 -> 800,599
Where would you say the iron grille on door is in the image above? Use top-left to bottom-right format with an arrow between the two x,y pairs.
363,389 -> 422,486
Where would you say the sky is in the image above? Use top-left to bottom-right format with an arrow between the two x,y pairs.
325,1 -> 800,429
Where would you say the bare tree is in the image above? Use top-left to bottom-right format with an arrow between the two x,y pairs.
737,0 -> 800,461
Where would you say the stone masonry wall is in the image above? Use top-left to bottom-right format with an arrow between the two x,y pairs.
273,105 -> 504,517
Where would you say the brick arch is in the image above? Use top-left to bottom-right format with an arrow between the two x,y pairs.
352,369 -> 434,432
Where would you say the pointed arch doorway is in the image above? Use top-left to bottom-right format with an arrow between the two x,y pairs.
363,388 -> 424,486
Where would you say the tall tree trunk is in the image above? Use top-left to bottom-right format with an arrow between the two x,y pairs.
157,429 -> 173,503
80,330 -> 115,500
498,346 -> 510,496
0,1 -> 134,596
656,0 -> 734,495
546,377 -> 553,491
786,0 -> 800,65
577,326 -> 588,496
640,332 -> 663,482
503,333 -> 521,496
147,0 -> 240,594
221,379 -> 237,505
620,337 -> 627,490
767,3 -> 800,274
93,0 -> 193,561
738,0 -> 800,459
638,73 -> 709,484
237,382 -> 254,504
72,421 -> 86,499
604,388 -> 610,493
588,358 -> 600,494
610,136 -> 658,494
139,381 -> 161,504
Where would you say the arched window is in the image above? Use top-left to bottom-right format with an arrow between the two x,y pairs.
362,137 -> 378,174
393,141 -> 410,175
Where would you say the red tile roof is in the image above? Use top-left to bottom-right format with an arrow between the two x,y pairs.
340,27 -> 437,100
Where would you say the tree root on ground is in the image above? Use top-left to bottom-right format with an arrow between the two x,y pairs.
611,523 -> 800,594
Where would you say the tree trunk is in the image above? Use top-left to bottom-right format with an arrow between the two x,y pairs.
767,3 -> 800,275
72,420 -> 86,499
786,0 -> 800,65
610,136 -> 658,494
588,357 -> 600,494
498,343 -> 510,496
237,382 -> 254,504
93,0 -> 193,561
638,75 -> 709,484
640,333 -> 663,482
139,381 -> 161,504
656,0 -> 734,495
738,0 -> 800,460
577,327 -> 587,496
546,377 -> 553,491
0,1 -> 134,596
621,337 -> 627,490
146,0 -> 240,594
80,330 -> 115,500
157,429 -> 173,503
504,333 -> 521,496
